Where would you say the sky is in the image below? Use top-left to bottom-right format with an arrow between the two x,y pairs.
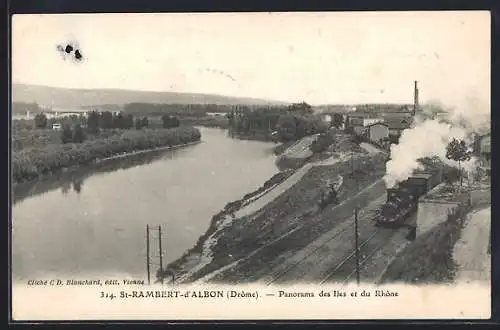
12,11 -> 490,106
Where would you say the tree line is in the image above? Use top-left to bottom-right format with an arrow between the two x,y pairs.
12,126 -> 201,184
123,103 -> 234,117
32,111 -> 181,135
228,102 -> 331,142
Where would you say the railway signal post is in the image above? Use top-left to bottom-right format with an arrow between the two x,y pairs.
146,224 -> 151,285
158,225 -> 164,285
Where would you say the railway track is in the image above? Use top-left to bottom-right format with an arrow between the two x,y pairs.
264,208 -> 382,285
265,216 -> 361,285
194,179 -> 386,284
319,229 -> 380,284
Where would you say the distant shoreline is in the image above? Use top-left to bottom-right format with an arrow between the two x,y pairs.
94,140 -> 201,164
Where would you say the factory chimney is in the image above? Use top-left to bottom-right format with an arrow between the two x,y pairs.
413,80 -> 419,116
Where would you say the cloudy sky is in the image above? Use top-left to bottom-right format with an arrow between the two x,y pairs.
12,11 -> 490,106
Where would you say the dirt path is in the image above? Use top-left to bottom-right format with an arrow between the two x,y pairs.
235,152 -> 356,218
282,135 -> 318,159
453,207 -> 491,283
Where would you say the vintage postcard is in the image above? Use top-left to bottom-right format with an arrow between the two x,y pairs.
10,11 -> 491,320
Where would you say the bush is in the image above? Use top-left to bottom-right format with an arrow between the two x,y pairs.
34,113 -> 48,129
443,167 -> 461,185
310,133 -> 334,154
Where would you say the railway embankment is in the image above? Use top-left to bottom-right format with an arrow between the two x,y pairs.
379,182 -> 491,284
165,132 -> 388,284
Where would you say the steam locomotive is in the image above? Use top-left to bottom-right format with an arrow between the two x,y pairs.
375,170 -> 442,228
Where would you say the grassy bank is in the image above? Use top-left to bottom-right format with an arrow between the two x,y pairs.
165,169 -> 295,275
167,150 -> 387,283
12,126 -> 201,184
192,155 -> 387,283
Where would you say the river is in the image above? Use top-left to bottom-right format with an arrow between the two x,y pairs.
11,127 -> 279,282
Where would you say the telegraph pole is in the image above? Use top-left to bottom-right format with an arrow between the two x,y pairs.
351,148 -> 360,285
146,225 -> 151,285
158,225 -> 163,285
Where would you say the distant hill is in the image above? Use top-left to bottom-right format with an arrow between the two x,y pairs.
314,103 -> 413,114
11,84 -> 287,110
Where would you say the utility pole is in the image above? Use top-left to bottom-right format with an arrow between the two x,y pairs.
158,225 -> 163,285
351,148 -> 360,285
146,225 -> 151,285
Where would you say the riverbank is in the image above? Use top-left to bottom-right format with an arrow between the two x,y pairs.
165,169 -> 295,278
12,140 -> 203,203
180,116 -> 230,129
12,126 -> 201,185
94,140 -> 201,163
163,133 -> 388,284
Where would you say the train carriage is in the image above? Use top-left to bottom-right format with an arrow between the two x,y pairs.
375,169 -> 442,228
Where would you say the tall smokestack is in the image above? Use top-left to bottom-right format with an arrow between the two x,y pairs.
413,80 -> 419,115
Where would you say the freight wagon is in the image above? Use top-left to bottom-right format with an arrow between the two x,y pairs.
375,169 -> 442,228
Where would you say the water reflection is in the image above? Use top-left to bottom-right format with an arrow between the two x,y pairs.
12,127 -> 279,281
13,147 -> 182,205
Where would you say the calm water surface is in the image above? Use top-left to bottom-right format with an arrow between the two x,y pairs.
12,127 -> 279,281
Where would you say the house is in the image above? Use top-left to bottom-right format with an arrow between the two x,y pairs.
366,122 -> 389,144
322,114 -> 332,124
52,123 -> 62,131
206,112 -> 227,117
346,113 -> 384,127
45,111 -> 89,119
473,133 -> 490,175
384,116 -> 413,136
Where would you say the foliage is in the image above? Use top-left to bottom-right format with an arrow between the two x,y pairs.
72,124 -> 86,143
310,131 -> 335,154
99,111 -> 114,129
124,102 -> 230,117
446,138 -> 472,186
60,125 -> 73,144
12,126 -> 201,184
87,111 -> 100,134
34,113 -> 48,129
332,113 -> 344,129
275,114 -> 327,142
162,115 -> 180,128
446,138 -> 472,163
12,119 -> 35,131
12,129 -> 61,151
276,114 -> 298,141
287,102 -> 313,115
443,167 -> 461,185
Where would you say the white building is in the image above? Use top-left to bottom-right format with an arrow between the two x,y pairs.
366,122 -> 389,143
206,112 -> 227,117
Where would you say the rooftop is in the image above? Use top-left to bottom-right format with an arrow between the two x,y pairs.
384,116 -> 413,130
366,122 -> 388,128
410,173 -> 434,180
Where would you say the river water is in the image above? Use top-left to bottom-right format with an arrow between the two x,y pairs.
12,127 -> 279,282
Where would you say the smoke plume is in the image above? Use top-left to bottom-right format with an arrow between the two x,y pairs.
384,96 -> 490,188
